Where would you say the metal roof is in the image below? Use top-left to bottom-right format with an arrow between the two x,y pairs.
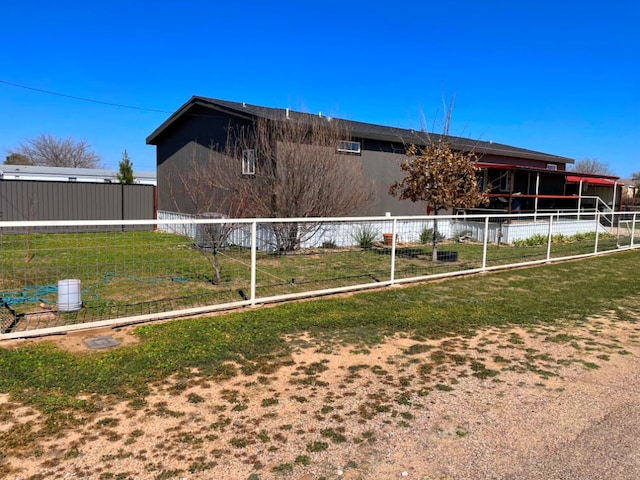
0,165 -> 156,183
147,96 -> 576,165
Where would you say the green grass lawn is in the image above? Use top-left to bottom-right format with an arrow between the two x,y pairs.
1,249 -> 639,421
0,229 -> 629,331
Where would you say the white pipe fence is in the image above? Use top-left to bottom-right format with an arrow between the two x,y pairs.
1,210 -> 638,339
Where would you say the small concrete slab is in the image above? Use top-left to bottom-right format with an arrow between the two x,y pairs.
83,335 -> 121,350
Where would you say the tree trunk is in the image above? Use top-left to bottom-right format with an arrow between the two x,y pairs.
431,214 -> 439,262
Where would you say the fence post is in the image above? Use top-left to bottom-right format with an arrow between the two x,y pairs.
121,183 -> 125,232
546,215 -> 553,261
482,216 -> 489,270
390,218 -> 397,284
632,213 -> 637,248
594,212 -> 600,254
577,180 -> 583,220
250,221 -> 257,304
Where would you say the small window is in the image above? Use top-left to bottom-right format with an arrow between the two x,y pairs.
546,164 -> 558,171
242,149 -> 256,175
337,140 -> 361,154
68,177 -> 77,182
477,171 -> 486,191
499,173 -> 511,192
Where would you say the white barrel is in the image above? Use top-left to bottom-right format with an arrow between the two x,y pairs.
58,279 -> 82,312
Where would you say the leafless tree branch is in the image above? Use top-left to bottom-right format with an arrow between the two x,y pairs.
9,134 -> 102,168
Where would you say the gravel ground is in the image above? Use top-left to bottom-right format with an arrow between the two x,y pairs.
2,310 -> 640,480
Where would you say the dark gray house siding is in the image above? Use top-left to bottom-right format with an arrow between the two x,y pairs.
359,149 -> 425,215
148,96 -> 596,218
156,105 -> 253,213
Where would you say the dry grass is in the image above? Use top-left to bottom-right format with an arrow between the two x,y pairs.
2,309 -> 639,480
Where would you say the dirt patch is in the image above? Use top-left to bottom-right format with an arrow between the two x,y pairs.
2,325 -> 141,353
1,312 -> 640,479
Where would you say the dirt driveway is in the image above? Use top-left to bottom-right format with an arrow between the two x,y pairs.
2,309 -> 640,479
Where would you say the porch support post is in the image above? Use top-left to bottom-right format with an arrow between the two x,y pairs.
534,173 -> 540,221
507,170 -> 515,217
577,179 -> 583,220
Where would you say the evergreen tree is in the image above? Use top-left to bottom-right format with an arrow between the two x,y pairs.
117,150 -> 134,184
4,153 -> 32,165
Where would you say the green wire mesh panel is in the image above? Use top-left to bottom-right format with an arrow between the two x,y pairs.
0,303 -> 17,334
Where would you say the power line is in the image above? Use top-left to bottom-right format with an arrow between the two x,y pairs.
0,79 -> 172,114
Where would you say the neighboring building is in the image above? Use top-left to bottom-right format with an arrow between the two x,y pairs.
147,96 -> 620,217
618,178 -> 640,210
0,165 -> 156,185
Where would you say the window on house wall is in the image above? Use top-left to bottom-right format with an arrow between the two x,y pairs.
337,140 -> 361,154
477,170 -> 487,191
242,149 -> 256,175
499,172 -> 511,192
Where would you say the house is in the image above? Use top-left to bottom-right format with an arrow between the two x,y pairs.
0,165 -> 156,185
617,178 -> 639,210
147,96 -> 620,217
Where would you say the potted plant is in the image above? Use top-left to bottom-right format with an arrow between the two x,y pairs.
382,233 -> 398,246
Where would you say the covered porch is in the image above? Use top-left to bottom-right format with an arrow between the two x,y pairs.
467,163 -> 621,218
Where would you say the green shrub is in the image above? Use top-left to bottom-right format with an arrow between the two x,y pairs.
572,232 -> 589,241
351,225 -> 379,249
321,239 -> 338,249
514,233 -> 547,247
419,227 -> 445,244
515,230 -> 609,247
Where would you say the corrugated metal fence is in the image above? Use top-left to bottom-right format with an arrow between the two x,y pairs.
0,180 -> 155,231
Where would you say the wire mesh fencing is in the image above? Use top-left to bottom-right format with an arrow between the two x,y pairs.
1,211 -> 637,338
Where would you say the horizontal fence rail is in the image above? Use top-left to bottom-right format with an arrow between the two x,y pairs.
1,211 -> 638,339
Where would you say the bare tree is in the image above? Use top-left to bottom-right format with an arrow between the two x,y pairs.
169,148 -> 257,284
571,158 -> 615,176
227,115 -> 376,250
632,171 -> 640,198
389,137 -> 488,261
8,134 -> 102,168
168,114 -> 376,282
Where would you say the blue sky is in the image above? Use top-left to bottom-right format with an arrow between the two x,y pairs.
1,1 -> 638,177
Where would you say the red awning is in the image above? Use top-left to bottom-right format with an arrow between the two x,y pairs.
566,176 -> 617,187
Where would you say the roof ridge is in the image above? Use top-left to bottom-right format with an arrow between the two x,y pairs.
147,96 -> 575,164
